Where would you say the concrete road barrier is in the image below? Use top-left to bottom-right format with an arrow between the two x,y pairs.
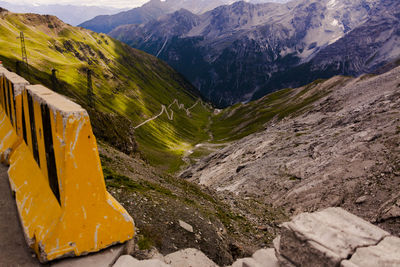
0,66 -> 135,262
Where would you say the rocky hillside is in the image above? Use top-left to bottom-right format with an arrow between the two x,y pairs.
182,66 -> 400,237
110,0 -> 400,107
98,141 -> 271,266
0,9 -> 213,172
310,0 -> 400,75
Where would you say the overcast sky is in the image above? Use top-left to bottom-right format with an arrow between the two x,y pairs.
2,0 -> 152,8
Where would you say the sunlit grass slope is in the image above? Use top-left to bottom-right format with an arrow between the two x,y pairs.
210,77 -> 351,142
0,10 -> 211,171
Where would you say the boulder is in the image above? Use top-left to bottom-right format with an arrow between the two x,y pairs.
164,248 -> 218,267
277,207 -> 390,266
341,236 -> 400,267
113,255 -> 139,267
230,248 -> 279,267
231,257 -> 261,267
252,249 -> 278,267
113,256 -> 170,267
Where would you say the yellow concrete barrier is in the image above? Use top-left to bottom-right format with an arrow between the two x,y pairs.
0,67 -> 28,162
0,67 -> 134,262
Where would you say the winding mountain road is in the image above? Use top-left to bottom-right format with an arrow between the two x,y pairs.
134,98 -> 202,130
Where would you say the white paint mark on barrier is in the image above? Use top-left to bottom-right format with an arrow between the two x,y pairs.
20,193 -> 30,211
82,206 -> 87,220
94,223 -> 101,249
122,212 -> 133,223
107,198 -> 133,223
0,130 -> 13,151
56,135 -> 66,147
0,112 -> 7,124
71,121 -> 84,152
24,196 -> 33,215
37,225 -> 44,236
48,243 -> 72,257
10,179 -> 27,193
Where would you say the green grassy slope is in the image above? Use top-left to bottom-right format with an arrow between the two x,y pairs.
0,10 -> 211,171
210,77 -> 351,142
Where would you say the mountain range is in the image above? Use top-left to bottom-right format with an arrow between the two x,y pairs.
79,0 -> 290,34
0,1 -> 124,26
108,0 -> 400,107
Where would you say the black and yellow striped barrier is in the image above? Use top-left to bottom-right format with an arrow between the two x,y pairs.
0,66 -> 134,262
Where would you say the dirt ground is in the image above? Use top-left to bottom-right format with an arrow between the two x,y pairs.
0,164 -> 45,266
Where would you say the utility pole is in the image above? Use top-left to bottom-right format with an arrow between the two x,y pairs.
51,68 -> 58,92
87,68 -> 95,108
16,61 -> 21,75
17,31 -> 29,76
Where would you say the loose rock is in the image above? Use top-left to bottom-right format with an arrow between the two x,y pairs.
380,205 -> 400,221
355,196 -> 367,204
179,220 -> 194,233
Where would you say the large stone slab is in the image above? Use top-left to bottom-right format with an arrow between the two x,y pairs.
113,255 -> 170,267
51,244 -> 125,267
164,248 -> 218,267
252,248 -> 278,267
278,207 -> 390,266
113,255 -> 139,267
341,236 -> 400,267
